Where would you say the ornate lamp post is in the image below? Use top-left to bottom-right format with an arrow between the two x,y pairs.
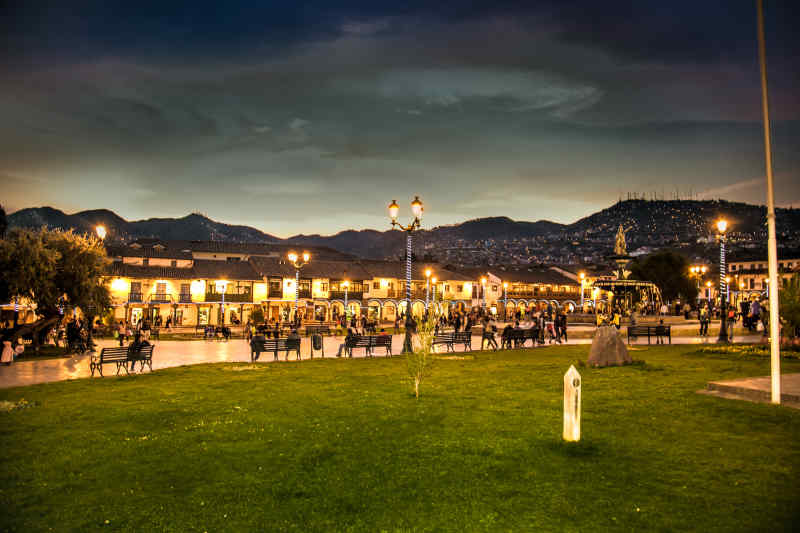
715,220 -> 730,343
431,276 -> 438,315
424,268 -> 432,313
389,196 -> 423,354
287,251 -> 310,326
480,277 -> 487,311
578,272 -> 585,312
342,280 -> 350,324
85,225 -> 107,351
503,282 -> 508,320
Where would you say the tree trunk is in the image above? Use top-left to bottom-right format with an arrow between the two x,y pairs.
414,377 -> 420,399
3,315 -> 61,354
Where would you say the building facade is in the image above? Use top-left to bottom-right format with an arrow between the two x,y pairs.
104,240 -> 582,326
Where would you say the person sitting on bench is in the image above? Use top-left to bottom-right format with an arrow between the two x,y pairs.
336,328 -> 357,358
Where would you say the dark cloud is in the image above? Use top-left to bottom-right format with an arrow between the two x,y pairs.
1,2 -> 798,235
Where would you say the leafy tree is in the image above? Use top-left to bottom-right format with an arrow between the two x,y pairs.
779,273 -> 800,339
250,306 -> 265,325
407,314 -> 436,399
0,228 -> 109,349
628,251 -> 698,303
0,204 -> 6,237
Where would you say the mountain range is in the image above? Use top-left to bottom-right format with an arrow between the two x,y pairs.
7,200 -> 800,260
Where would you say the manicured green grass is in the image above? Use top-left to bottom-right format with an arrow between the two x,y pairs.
1,345 -> 799,532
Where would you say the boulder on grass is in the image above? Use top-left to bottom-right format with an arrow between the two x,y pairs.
587,325 -> 632,367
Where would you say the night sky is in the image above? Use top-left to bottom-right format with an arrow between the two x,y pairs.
1,1 -> 798,237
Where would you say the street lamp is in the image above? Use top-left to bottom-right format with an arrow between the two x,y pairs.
388,196 -> 423,354
480,277 -> 487,310
216,280 -> 229,326
95,225 -> 107,240
425,268 -> 432,313
287,251 -> 311,326
716,219 -> 730,343
578,272 -> 585,311
503,282 -> 508,320
431,277 -> 438,315
342,280 -> 350,324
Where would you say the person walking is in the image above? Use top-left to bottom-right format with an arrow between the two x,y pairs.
699,305 -> 709,336
117,320 -> 127,347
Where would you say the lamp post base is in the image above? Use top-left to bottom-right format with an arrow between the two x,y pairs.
716,304 -> 730,344
402,317 -> 414,354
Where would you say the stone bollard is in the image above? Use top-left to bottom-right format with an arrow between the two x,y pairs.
563,365 -> 581,442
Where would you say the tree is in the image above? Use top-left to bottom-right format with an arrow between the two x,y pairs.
406,314 -> 436,399
0,204 -> 6,237
628,251 -> 698,303
250,306 -> 265,325
0,228 -> 109,350
779,273 -> 800,340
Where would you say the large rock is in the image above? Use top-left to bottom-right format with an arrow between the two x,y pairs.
587,326 -> 632,367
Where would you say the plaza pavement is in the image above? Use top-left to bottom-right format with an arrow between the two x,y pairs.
0,330 -> 762,390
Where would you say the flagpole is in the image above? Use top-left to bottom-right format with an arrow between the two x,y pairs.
756,0 -> 781,404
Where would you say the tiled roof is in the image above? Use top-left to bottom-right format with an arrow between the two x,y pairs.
123,239 -> 354,260
249,257 -> 373,280
108,263 -> 193,280
107,259 -> 261,280
453,265 -> 578,285
106,245 -> 193,260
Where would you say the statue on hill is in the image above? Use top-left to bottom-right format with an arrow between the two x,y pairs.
614,224 -> 628,256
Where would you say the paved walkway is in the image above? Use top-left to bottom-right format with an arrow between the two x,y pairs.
702,374 -> 800,408
0,332 -> 762,390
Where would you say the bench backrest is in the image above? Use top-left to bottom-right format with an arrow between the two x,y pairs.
346,336 -> 372,348
433,333 -> 455,343
372,335 -> 392,346
100,347 -> 129,360
251,339 -> 300,350
453,332 -> 472,342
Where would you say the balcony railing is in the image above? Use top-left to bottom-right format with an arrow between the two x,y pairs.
329,290 -> 363,300
205,292 -> 253,303
149,293 -> 172,304
298,289 -> 312,299
179,294 -> 193,304
128,292 -> 143,303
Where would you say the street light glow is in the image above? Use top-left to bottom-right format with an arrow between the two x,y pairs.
287,251 -> 298,263
302,252 -> 310,262
95,225 -> 106,240
388,199 -> 399,221
716,219 -> 728,233
410,196 -> 423,219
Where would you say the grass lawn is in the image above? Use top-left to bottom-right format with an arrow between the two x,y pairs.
1,345 -> 799,532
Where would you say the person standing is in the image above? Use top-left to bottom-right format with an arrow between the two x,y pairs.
117,320 -> 127,347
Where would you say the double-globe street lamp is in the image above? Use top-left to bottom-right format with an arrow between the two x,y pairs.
287,251 -> 310,326
342,280 -> 350,324
425,268 -> 432,313
716,219 -> 730,343
480,277 -> 487,310
389,196 -> 423,354
503,282 -> 508,320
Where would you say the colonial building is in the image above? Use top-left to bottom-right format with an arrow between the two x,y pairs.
727,254 -> 800,302
103,239 -> 582,326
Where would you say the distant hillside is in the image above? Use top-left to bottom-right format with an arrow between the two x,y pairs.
565,199 -> 800,241
7,200 -> 800,260
8,208 -> 280,243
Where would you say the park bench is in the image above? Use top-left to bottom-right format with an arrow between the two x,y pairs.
432,331 -> 472,352
90,345 -> 154,377
250,338 -> 301,362
370,335 -> 393,357
626,325 -> 671,345
344,335 -> 373,358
